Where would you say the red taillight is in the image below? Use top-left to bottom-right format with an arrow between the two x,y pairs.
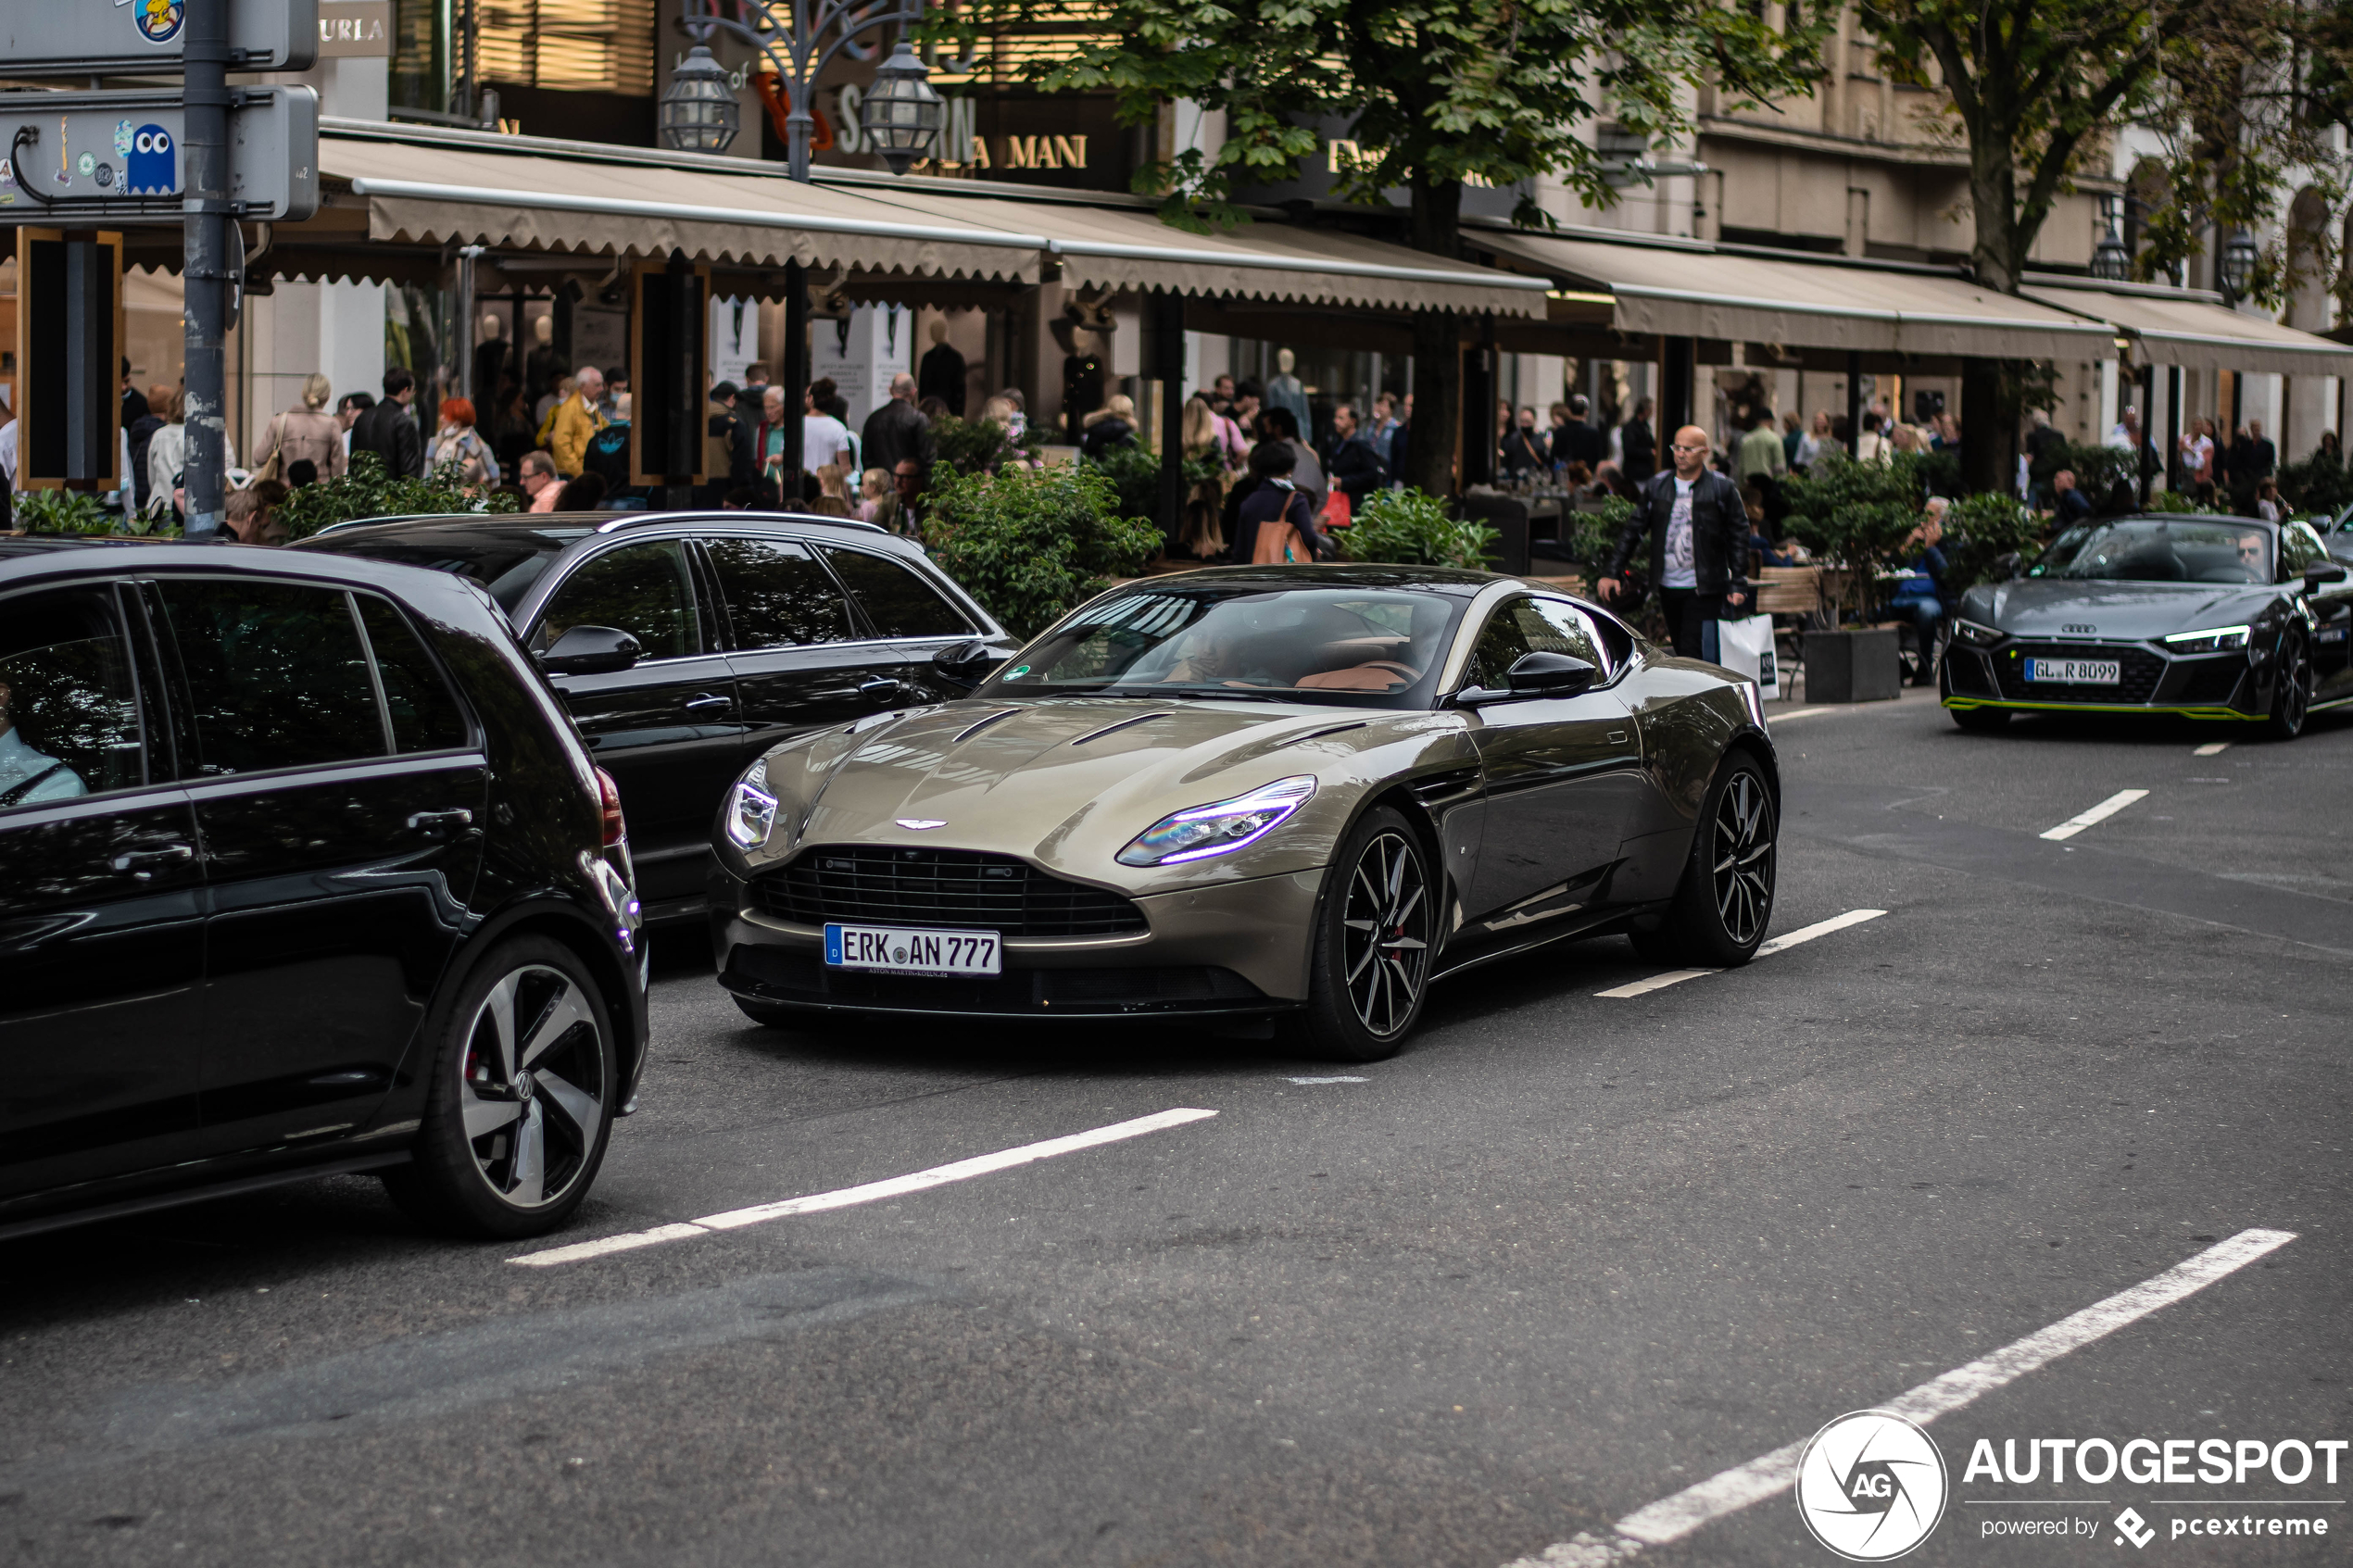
595,767 -> 626,848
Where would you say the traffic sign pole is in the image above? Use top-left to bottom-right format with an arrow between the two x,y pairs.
182,0 -> 233,539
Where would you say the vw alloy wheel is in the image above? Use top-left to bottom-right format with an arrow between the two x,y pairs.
1341,827 -> 1430,1039
458,963 -> 608,1210
1710,767 -> 1775,947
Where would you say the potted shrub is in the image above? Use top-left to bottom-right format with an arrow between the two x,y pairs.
1780,452 -> 1928,702
274,453 -> 518,540
917,460 -> 1163,637
1336,487 -> 1500,570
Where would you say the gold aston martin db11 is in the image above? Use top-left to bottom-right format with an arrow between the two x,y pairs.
709,565 -> 1779,1060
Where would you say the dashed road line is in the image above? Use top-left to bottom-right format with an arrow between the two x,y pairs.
2040,788 -> 2150,841
510,1108 -> 1218,1267
1502,1228 -> 2296,1566
2193,741 -> 2233,757
1769,707 -> 1837,722
1594,909 -> 1887,997
1285,1075 -> 1370,1085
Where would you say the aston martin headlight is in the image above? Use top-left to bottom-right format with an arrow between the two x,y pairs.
1953,619 -> 2004,647
1116,775 -> 1316,867
2162,624 -> 2251,654
725,757 -> 778,848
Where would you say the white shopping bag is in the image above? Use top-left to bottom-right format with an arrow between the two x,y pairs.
1716,613 -> 1780,700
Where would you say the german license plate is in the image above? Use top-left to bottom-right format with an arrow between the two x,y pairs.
2024,658 -> 2120,684
824,922 -> 1001,976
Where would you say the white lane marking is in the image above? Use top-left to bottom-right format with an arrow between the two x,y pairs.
1594,909 -> 1888,997
1768,707 -> 1836,722
1755,907 -> 1887,956
510,1107 -> 1218,1267
1285,1075 -> 1369,1085
1595,969 -> 1716,998
2040,787 -> 2150,841
2193,741 -> 2233,757
1502,1228 -> 2296,1567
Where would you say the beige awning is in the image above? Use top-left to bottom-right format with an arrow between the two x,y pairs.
2021,278 -> 2353,377
1479,230 -> 2117,360
321,134 -> 1044,284
854,191 -> 1551,317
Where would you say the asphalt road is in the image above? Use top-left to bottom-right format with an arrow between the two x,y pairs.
4,688 -> 2348,1567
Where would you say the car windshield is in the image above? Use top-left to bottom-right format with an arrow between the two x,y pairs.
978,584 -> 1470,709
2029,520 -> 2271,584
296,526 -> 593,615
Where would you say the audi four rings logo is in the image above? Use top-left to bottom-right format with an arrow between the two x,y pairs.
1794,1410 -> 1950,1561
2063,623 -> 2098,634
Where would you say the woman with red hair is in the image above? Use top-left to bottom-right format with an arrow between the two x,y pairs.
429,396 -> 499,486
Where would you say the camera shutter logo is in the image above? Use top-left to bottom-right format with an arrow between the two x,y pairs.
1793,1410 -> 1949,1561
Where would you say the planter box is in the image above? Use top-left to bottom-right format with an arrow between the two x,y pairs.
1803,626 -> 1902,703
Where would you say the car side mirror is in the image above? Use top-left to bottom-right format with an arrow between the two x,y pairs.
1993,550 -> 2024,582
2304,560 -> 2348,586
538,625 -> 641,676
932,638 -> 1004,682
1505,650 -> 1599,696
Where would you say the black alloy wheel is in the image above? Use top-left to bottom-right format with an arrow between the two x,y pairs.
2266,629 -> 2312,740
387,936 -> 616,1236
1296,806 -> 1431,1062
1631,753 -> 1779,969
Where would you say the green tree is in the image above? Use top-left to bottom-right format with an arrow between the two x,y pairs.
935,0 -> 1827,495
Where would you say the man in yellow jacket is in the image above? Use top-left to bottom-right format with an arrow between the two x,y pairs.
547,367 -> 607,478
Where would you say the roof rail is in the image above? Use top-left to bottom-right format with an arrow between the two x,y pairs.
594,509 -> 888,536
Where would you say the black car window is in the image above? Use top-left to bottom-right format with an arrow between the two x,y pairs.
0,586 -> 146,809
705,537 -> 856,648
537,540 -> 703,659
1466,598 -> 1537,689
819,546 -> 975,638
156,580 -> 385,775
355,595 -> 471,753
1524,598 -> 1610,675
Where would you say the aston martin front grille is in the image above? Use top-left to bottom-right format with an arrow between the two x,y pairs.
753,846 -> 1148,936
1994,644 -> 2164,703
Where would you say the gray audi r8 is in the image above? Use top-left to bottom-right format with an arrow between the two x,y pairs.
1941,514 -> 2353,737
708,565 -> 1780,1060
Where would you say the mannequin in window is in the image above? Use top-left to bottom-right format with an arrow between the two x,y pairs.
918,318 -> 968,417
1056,320 -> 1105,444
473,312 -> 516,408
524,313 -> 569,410
1265,347 -> 1310,435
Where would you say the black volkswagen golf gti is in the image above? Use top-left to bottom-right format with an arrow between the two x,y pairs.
0,538 -> 647,1240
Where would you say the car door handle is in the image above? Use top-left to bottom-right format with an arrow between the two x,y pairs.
406,809 -> 476,836
111,842 -> 194,880
685,693 -> 735,712
858,676 -> 900,699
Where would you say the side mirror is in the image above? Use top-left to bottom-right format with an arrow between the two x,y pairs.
2304,560 -> 2348,586
538,624 -> 641,676
1993,550 -> 2024,582
1506,650 -> 1599,696
932,638 -> 1005,682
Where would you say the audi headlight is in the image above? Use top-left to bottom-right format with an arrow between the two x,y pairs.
1116,775 -> 1316,867
2162,624 -> 2251,655
1953,619 -> 2004,647
725,757 -> 778,848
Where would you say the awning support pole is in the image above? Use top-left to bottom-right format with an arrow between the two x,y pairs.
1844,351 -> 1862,458
2138,358 -> 2157,508
2166,366 -> 2183,492
1150,290 -> 1186,548
782,258 -> 807,492
1662,336 -> 1695,436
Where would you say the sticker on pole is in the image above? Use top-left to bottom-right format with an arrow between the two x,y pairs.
132,0 -> 187,46
1793,1409 -> 1949,1561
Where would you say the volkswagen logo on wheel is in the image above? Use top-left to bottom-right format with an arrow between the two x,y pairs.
1793,1410 -> 1948,1561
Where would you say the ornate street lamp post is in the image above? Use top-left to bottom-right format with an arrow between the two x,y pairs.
656,0 -> 951,488
2218,229 -> 2258,305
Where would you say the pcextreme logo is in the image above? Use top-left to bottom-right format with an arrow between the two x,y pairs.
1795,1411 -> 1952,1561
